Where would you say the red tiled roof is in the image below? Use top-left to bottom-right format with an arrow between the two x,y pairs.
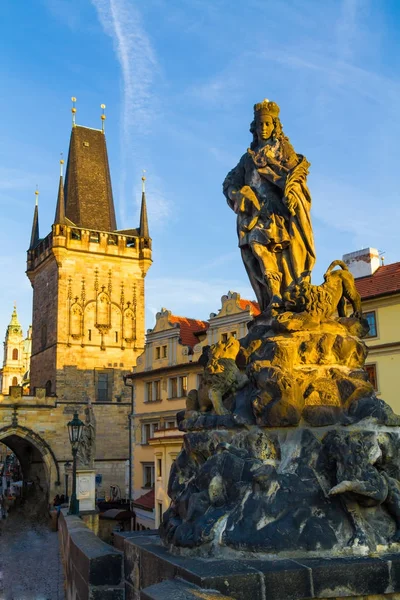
169,315 -> 208,348
132,488 -> 154,511
355,262 -> 400,300
238,298 -> 260,315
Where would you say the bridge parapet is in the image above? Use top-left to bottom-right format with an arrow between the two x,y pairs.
59,510 -> 124,600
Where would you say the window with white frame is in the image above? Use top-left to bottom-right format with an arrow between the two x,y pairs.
142,463 -> 155,488
141,421 -> 159,444
179,375 -> 188,397
166,420 -> 176,429
364,311 -> 377,338
145,380 -> 162,402
169,377 -> 178,398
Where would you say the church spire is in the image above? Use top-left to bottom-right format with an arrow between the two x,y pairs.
6,304 -> 22,337
139,174 -> 149,239
54,158 -> 66,224
29,189 -> 40,249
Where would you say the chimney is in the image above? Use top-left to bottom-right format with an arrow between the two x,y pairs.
342,247 -> 380,278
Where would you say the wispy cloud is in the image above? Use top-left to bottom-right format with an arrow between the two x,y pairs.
91,0 -> 170,227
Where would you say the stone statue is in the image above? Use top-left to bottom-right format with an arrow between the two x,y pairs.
77,400 -> 96,469
186,339 -> 248,417
223,99 -> 315,311
160,97 -> 400,560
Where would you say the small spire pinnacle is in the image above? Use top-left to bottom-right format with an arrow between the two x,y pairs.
54,156 -> 66,225
30,188 -> 40,249
71,96 -> 77,126
139,171 -> 149,239
101,104 -> 106,133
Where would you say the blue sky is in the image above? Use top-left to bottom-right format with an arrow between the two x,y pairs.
1,0 -> 400,343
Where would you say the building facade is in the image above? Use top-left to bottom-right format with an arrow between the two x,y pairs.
125,292 -> 260,528
0,111 -> 152,505
0,306 -> 31,394
345,248 -> 400,413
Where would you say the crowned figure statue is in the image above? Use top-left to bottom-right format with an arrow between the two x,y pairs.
223,99 -> 316,311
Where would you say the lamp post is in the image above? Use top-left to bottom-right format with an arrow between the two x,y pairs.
67,412 -> 84,515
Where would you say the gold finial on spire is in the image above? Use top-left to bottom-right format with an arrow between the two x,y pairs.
35,186 -> 39,206
60,152 -> 65,177
71,96 -> 77,126
142,169 -> 146,193
100,104 -> 106,133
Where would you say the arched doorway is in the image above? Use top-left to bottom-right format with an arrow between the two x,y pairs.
0,426 -> 60,515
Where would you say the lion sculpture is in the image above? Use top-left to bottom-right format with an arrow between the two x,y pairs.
283,260 -> 362,320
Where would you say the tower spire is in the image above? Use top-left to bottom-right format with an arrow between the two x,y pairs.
54,155 -> 66,225
139,172 -> 149,239
29,188 -> 40,249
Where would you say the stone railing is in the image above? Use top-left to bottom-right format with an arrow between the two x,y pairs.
59,510 -> 124,600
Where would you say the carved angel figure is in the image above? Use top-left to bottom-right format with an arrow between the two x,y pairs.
223,99 -> 316,311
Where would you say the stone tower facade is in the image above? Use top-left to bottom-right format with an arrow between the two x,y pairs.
27,123 -> 152,403
0,306 -> 31,393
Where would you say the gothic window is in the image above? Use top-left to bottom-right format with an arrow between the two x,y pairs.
12,377 -> 18,386
12,348 -> 18,360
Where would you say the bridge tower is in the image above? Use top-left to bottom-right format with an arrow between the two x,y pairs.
26,113 -> 152,404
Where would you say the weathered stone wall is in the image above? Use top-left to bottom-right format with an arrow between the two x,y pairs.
0,393 -> 130,501
59,511 -> 124,600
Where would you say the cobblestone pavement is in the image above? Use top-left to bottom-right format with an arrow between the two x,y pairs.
0,509 -> 65,600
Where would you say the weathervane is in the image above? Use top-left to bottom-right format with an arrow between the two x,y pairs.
142,169 -> 146,193
71,96 -> 77,126
60,152 -> 64,177
35,186 -> 39,206
101,104 -> 106,133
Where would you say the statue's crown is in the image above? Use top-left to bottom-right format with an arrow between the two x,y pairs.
254,99 -> 280,118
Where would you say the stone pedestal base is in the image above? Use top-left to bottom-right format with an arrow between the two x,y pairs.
116,531 -> 400,600
76,469 -> 96,512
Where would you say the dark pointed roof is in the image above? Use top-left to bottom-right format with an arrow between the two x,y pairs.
54,175 -> 66,224
29,198 -> 39,249
139,190 -> 149,238
64,125 -> 117,231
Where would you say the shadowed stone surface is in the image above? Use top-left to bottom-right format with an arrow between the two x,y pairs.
0,510 -> 65,600
122,533 -> 400,600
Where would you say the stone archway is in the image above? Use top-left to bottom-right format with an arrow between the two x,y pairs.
0,425 -> 60,511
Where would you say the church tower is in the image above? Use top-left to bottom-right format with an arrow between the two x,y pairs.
1,306 -> 26,393
26,107 -> 152,402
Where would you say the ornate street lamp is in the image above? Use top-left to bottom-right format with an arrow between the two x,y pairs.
67,412 -> 84,515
